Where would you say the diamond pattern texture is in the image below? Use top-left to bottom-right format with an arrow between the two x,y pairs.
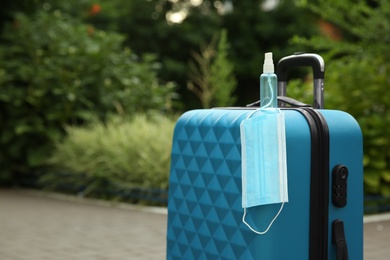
166,109 -> 364,259
166,110 -> 255,259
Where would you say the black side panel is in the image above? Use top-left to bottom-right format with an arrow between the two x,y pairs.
296,108 -> 330,260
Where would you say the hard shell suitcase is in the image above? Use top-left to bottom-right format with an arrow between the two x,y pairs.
166,53 -> 363,259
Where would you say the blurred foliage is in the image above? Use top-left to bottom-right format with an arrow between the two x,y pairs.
188,29 -> 236,108
210,29 -> 237,107
0,0 -> 319,107
0,0 -> 40,32
293,0 -> 390,197
0,10 -> 175,182
40,114 -> 176,198
44,0 -> 317,107
4,0 -> 388,203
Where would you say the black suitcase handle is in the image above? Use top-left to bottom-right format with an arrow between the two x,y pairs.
333,219 -> 349,260
276,52 -> 325,109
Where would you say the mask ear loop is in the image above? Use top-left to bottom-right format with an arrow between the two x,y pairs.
242,202 -> 285,235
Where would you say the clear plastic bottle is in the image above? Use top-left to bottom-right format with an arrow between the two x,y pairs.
260,52 -> 278,109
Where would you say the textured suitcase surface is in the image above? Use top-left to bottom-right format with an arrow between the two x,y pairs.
166,108 -> 363,259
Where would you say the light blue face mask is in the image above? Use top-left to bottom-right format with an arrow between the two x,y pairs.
240,108 -> 288,234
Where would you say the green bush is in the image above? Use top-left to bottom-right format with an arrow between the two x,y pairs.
40,114 -> 176,199
294,0 -> 390,197
187,29 -> 237,108
324,58 -> 390,196
0,10 -> 175,182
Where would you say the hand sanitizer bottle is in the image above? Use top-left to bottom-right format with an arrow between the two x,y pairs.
260,52 -> 277,109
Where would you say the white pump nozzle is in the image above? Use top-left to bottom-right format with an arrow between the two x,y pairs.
263,52 -> 274,73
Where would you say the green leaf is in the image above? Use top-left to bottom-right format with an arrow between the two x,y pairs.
364,171 -> 381,191
0,130 -> 14,144
380,185 -> 390,197
15,125 -> 34,135
370,159 -> 387,170
27,147 -> 49,168
382,171 -> 390,183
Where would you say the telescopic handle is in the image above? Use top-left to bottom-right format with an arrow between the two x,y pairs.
276,53 -> 325,109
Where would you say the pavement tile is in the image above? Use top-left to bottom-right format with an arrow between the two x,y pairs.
364,219 -> 390,260
1,188 -> 390,259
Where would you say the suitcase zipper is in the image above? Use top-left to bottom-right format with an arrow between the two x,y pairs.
294,108 -> 330,260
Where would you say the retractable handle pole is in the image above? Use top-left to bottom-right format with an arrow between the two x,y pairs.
276,53 -> 325,109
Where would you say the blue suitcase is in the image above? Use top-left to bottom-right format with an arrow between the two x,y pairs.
166,53 -> 363,259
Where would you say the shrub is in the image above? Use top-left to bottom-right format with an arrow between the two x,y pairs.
40,114 -> 176,201
187,29 -> 237,108
293,0 -> 390,197
0,10 -> 175,182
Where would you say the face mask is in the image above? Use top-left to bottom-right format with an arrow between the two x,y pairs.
240,109 -> 288,234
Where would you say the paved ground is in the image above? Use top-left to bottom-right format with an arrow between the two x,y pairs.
1,188 -> 390,260
364,213 -> 390,260
0,189 -> 166,260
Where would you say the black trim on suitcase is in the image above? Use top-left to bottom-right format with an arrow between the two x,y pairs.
296,108 -> 330,260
